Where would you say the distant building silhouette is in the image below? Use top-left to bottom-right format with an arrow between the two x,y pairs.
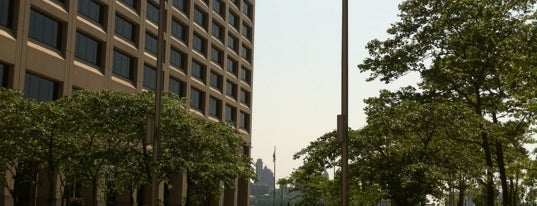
250,159 -> 274,196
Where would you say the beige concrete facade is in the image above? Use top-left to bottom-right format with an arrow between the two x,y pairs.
0,0 -> 254,205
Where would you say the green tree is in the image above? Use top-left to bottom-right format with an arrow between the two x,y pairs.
358,1 -> 537,205
56,90 -> 153,206
0,89 -> 35,205
360,89 -> 483,205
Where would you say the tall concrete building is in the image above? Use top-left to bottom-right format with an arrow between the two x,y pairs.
0,0 -> 254,205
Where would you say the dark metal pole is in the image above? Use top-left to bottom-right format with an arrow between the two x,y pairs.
273,146 -> 276,206
340,0 -> 349,206
151,0 -> 167,205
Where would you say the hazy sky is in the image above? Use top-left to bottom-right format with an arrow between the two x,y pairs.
250,0 -> 418,180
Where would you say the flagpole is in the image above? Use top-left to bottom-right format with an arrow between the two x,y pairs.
273,146 -> 276,206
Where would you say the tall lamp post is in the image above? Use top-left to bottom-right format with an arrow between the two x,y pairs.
337,0 -> 349,206
151,0 -> 167,205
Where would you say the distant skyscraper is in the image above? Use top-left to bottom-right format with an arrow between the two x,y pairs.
0,0 -> 255,205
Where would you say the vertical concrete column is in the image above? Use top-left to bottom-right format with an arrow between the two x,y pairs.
223,179 -> 237,206
36,169 -> 61,206
0,168 -> 15,206
237,178 -> 249,206
166,170 -> 187,206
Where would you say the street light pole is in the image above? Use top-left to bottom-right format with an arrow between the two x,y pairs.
151,0 -> 167,205
338,0 -> 349,206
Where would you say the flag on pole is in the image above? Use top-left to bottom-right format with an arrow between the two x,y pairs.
273,146 -> 276,163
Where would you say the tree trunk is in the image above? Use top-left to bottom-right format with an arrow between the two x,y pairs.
458,180 -> 466,206
496,140 -> 510,206
481,132 -> 495,206
92,178 -> 98,206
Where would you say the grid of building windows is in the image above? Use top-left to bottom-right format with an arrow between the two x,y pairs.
0,0 -> 255,204
29,9 -> 63,50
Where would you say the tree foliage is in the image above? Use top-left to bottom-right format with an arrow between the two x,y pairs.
0,89 -> 253,205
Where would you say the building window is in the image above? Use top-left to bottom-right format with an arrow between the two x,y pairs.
230,0 -> 239,8
0,0 -> 13,28
171,19 -> 187,42
228,11 -> 239,30
170,48 -> 185,70
242,23 -> 252,41
194,7 -> 207,30
143,65 -> 156,91
239,89 -> 250,106
113,50 -> 135,81
240,66 -> 251,84
225,104 -> 236,123
29,9 -> 63,50
190,87 -> 204,111
169,78 -> 185,97
241,45 -> 252,62
212,0 -> 225,17
209,96 -> 222,118
191,61 -> 205,82
24,73 -> 59,101
227,58 -> 238,76
145,32 -> 157,55
211,47 -> 223,66
115,15 -> 136,43
239,111 -> 250,131
78,0 -> 104,25
209,71 -> 222,92
0,63 -> 8,88
211,22 -> 224,42
146,2 -> 159,24
173,0 -> 188,13
75,32 -> 102,68
226,80 -> 237,99
242,2 -> 252,19
193,33 -> 206,56
227,34 -> 238,52
119,0 -> 137,10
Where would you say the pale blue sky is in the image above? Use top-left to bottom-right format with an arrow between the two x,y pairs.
251,0 -> 413,180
